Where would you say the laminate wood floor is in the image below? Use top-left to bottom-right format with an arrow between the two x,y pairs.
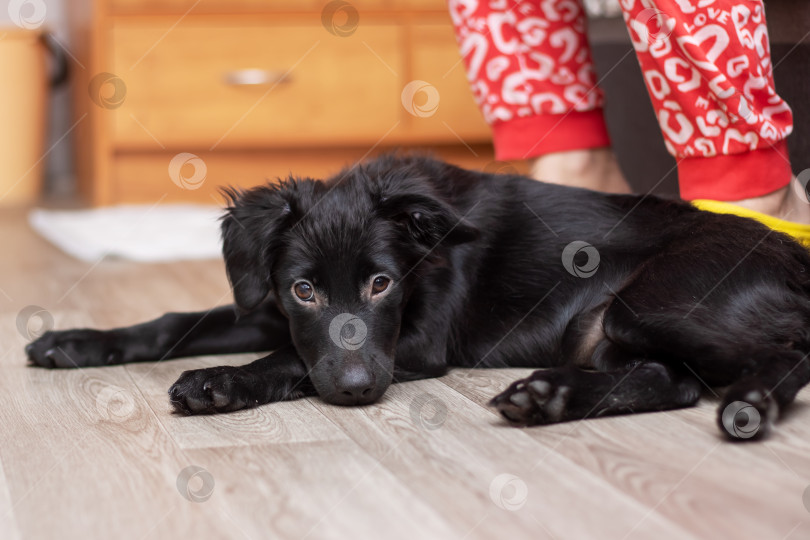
1,209 -> 809,540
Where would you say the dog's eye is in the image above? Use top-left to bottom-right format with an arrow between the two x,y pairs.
371,276 -> 391,295
293,281 -> 314,301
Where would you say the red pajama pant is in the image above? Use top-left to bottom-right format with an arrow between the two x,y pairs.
447,0 -> 794,200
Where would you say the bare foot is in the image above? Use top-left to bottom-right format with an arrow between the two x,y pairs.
726,177 -> 810,225
529,148 -> 632,194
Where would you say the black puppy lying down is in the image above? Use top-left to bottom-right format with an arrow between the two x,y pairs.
26,154 -> 810,439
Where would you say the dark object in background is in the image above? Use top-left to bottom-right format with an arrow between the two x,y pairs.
589,3 -> 809,196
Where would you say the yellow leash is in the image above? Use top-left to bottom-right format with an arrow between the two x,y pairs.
691,199 -> 810,248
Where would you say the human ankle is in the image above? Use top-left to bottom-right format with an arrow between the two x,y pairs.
725,180 -> 810,224
529,148 -> 631,194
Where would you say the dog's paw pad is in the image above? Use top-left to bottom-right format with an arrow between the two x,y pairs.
184,395 -> 210,413
210,386 -> 237,409
528,380 -> 551,398
491,372 -> 571,426
508,391 -> 532,408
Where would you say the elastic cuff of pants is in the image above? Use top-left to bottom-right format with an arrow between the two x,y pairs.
491,110 -> 611,161
678,140 -> 792,201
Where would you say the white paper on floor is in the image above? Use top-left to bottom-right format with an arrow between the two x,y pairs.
29,205 -> 224,262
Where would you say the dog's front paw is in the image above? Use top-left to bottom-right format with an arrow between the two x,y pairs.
26,329 -> 122,368
490,371 -> 571,426
169,366 -> 260,415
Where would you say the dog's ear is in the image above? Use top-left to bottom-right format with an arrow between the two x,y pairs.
378,192 -> 479,247
220,184 -> 296,312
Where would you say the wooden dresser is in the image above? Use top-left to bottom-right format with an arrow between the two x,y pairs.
67,0 -> 495,205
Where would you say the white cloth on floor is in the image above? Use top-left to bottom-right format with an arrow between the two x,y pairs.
28,205 -> 224,262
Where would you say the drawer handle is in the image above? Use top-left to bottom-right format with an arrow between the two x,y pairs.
223,69 -> 290,86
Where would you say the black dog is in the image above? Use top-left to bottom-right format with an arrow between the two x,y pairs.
25,154 -> 810,439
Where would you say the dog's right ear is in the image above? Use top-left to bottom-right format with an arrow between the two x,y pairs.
220,184 -> 296,312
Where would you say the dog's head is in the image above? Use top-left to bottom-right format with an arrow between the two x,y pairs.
220,159 -> 478,405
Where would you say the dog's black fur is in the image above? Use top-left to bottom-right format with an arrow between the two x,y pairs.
26,154 -> 810,439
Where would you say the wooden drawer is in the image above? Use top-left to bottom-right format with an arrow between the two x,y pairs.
112,18 -> 403,149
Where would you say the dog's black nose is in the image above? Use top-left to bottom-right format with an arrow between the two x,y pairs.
334,366 -> 376,405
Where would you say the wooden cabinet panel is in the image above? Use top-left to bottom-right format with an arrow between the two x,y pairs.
406,23 -> 490,142
110,145 -> 499,204
112,19 -> 403,149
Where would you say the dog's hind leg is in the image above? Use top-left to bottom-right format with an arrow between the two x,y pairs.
717,350 -> 810,440
569,243 -> 810,438
491,358 -> 701,425
25,304 -> 291,368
